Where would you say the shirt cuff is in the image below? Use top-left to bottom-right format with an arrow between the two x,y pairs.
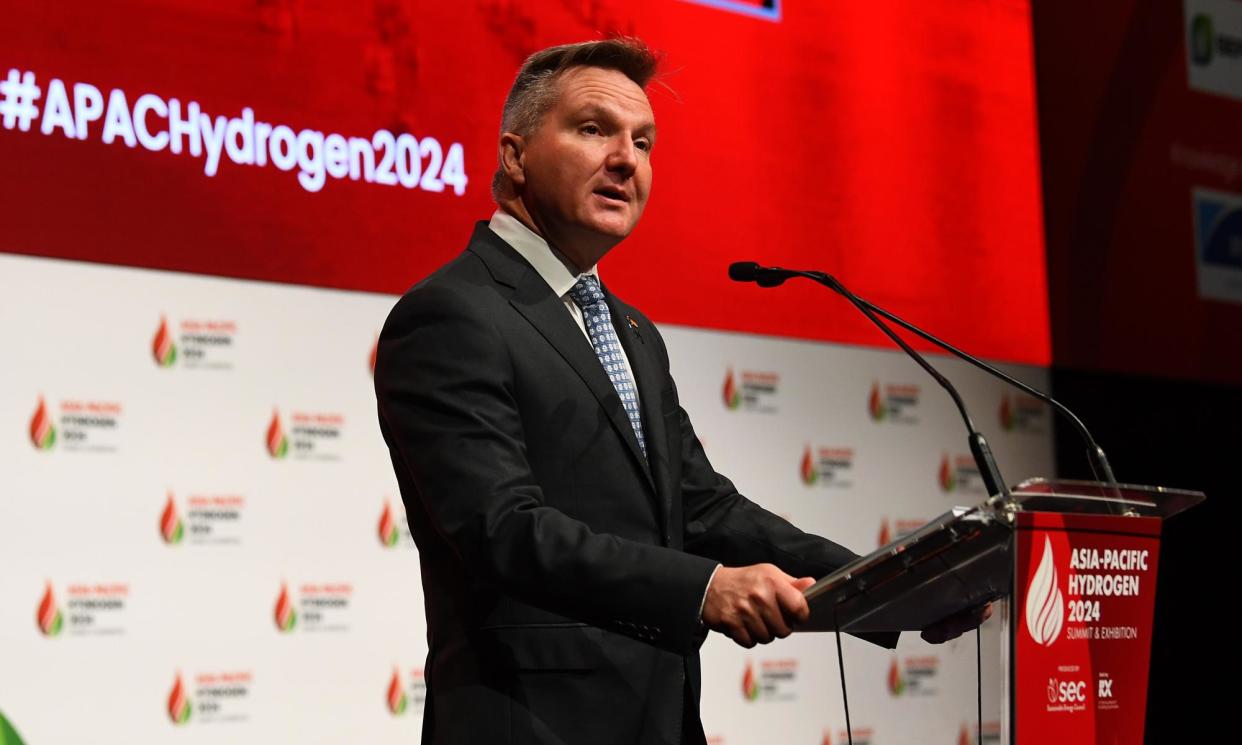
697,563 -> 722,622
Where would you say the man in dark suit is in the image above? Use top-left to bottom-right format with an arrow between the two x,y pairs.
375,38 -> 978,745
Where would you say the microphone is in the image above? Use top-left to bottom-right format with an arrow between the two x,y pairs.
727,261 -> 788,287
729,261 -> 1120,494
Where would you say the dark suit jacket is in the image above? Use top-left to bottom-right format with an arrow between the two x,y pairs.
374,223 -> 895,745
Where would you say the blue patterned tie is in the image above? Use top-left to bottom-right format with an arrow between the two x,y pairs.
568,275 -> 646,457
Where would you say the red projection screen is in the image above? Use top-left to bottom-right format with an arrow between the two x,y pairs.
1,0 -> 1049,365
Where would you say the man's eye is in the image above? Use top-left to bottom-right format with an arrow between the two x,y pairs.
582,124 -> 601,135
635,139 -> 651,152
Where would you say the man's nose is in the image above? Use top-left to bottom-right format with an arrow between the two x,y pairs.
605,135 -> 638,175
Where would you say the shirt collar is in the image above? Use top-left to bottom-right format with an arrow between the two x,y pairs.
488,209 -> 598,298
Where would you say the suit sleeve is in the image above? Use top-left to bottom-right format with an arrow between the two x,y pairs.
374,284 -> 718,653
649,332 -> 900,648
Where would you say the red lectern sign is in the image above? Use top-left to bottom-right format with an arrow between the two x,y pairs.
1014,512 -> 1161,743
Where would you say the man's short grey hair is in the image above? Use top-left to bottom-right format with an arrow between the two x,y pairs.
492,37 -> 661,201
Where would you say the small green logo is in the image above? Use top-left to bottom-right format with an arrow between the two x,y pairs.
0,709 -> 29,745
1192,14 -> 1214,65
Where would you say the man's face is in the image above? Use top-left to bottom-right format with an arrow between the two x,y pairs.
516,66 -> 655,267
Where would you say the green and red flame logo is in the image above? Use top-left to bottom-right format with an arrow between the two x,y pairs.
274,583 -> 297,632
152,316 -> 177,368
741,660 -> 759,701
999,394 -> 1015,431
387,668 -> 408,715
0,709 -> 28,745
36,582 -> 63,637
168,673 -> 192,724
722,369 -> 740,410
379,501 -> 399,548
161,493 -> 185,545
868,381 -> 886,421
29,397 -> 55,451
800,445 -> 818,486
887,658 -> 906,696
938,455 -> 957,492
266,410 -> 288,459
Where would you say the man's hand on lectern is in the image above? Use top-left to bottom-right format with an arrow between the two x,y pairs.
702,564 -> 817,648
919,603 -> 994,644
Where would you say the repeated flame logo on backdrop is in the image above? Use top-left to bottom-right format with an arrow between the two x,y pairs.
886,658 -> 906,696
167,673 -> 191,724
36,582 -> 63,637
0,709 -> 28,745
1024,536 -> 1064,646
387,668 -> 408,715
369,336 -> 378,377
821,730 -> 832,745
938,455 -> 956,492
379,501 -> 399,547
800,446 -> 817,486
160,493 -> 185,545
152,316 -> 177,368
722,369 -> 740,410
877,519 -> 892,548
958,723 -> 972,745
274,584 -> 297,632
29,397 -> 55,450
741,660 -> 759,701
266,410 -> 288,459
1000,394 -> 1018,432
868,381 -> 886,421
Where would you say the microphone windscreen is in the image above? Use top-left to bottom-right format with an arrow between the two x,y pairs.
728,261 -> 761,282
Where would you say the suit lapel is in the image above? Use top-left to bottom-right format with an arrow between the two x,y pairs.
467,225 -> 656,494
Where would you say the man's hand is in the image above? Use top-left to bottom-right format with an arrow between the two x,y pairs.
702,564 -> 816,648
920,603 -> 993,644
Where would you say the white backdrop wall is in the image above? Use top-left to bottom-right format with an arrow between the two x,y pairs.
0,253 -> 1054,744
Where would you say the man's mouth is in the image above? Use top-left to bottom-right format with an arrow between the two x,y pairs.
593,186 -> 628,203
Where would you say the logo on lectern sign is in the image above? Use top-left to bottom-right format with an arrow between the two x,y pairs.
1024,536 -> 1065,647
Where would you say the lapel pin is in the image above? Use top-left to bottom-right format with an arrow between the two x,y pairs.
625,315 -> 644,342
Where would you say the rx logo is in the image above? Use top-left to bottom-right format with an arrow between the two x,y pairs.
1098,677 -> 1114,699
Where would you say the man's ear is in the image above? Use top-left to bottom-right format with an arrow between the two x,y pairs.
499,132 -> 526,187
